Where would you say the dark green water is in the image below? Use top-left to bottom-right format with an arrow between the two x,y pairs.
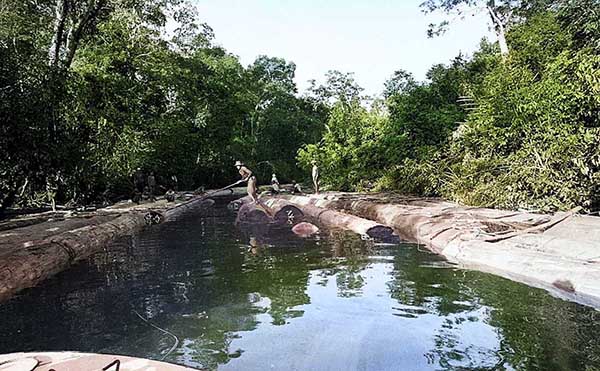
1,205 -> 599,370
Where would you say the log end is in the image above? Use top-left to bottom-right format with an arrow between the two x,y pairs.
292,222 -> 319,237
366,225 -> 396,241
236,204 -> 270,225
273,205 -> 304,226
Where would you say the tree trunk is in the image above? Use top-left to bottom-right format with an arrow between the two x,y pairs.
265,197 -> 395,240
487,6 -> 509,57
49,0 -> 69,66
0,195 -> 215,303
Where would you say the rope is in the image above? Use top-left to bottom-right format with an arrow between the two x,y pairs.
133,310 -> 179,361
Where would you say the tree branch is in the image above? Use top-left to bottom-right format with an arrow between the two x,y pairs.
63,0 -> 106,68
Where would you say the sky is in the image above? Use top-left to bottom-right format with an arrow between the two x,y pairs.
192,0 -> 495,97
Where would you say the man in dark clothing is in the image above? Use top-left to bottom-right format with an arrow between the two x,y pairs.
134,168 -> 145,193
133,168 -> 145,204
147,172 -> 157,202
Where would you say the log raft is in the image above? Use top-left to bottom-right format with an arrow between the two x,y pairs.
0,194 -> 219,303
232,196 -> 395,241
264,198 -> 395,240
278,193 -> 600,308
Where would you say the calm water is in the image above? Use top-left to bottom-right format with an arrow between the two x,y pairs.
1,204 -> 600,370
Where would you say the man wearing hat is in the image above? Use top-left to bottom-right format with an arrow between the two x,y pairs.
235,160 -> 258,203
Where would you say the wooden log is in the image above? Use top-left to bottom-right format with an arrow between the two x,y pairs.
292,222 -> 320,237
265,198 -> 395,240
235,199 -> 303,226
235,203 -> 271,225
0,213 -> 146,303
0,352 -> 197,370
0,195 -> 217,303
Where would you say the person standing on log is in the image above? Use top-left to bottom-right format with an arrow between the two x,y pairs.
234,161 -> 274,216
170,174 -> 178,191
312,160 -> 320,194
271,173 -> 280,194
235,161 -> 258,203
147,172 -> 157,202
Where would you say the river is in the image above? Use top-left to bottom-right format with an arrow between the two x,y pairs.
0,204 -> 599,370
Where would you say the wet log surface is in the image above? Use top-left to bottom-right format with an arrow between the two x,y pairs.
0,189 -> 243,303
0,352 -> 200,370
264,197 -> 395,241
233,197 -> 304,227
276,192 -> 600,308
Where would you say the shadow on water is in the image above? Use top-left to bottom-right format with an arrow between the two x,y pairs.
0,205 -> 599,370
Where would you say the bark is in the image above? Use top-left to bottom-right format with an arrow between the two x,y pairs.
487,5 -> 509,56
265,198 -> 395,240
234,198 -> 303,226
49,0 -> 69,66
0,352 -> 197,370
0,213 -> 145,303
64,0 -> 105,68
0,195 -> 215,303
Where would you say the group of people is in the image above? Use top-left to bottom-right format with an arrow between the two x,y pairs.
131,161 -> 319,206
270,174 -> 303,195
132,168 -> 178,204
233,160 -> 320,204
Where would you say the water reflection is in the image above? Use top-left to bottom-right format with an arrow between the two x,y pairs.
0,205 -> 599,371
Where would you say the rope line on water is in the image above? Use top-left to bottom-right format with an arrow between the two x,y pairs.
133,310 -> 179,361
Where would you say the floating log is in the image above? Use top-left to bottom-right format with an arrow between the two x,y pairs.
292,222 -> 320,237
236,203 -> 271,225
265,198 -> 395,240
0,195 -> 217,303
282,193 -> 600,308
0,352 -> 196,370
234,198 -> 304,227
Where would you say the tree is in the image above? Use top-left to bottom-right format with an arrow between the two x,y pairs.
306,70 -> 364,106
383,70 -> 417,98
419,0 -> 551,56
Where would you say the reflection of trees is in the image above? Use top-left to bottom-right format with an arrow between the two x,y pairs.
464,274 -> 600,370
237,247 -> 311,326
387,243 -> 476,315
314,230 -> 372,298
387,243 -> 600,370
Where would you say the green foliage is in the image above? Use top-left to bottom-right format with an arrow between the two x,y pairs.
448,45 -> 600,211
0,1 -> 326,211
300,2 -> 600,211
298,101 -> 387,191
3,0 -> 598,212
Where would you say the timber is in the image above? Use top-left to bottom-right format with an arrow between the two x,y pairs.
0,191 -> 226,303
233,196 -> 304,226
0,352 -> 199,370
275,192 -> 600,308
264,198 -> 395,240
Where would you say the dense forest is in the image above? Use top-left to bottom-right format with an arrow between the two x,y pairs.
1,0 -> 599,214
